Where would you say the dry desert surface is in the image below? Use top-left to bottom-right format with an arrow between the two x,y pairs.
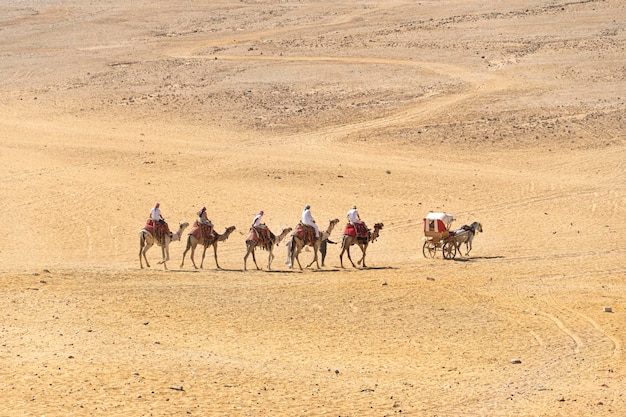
1,0 -> 625,416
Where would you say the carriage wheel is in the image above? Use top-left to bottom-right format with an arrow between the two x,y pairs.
442,241 -> 457,260
422,241 -> 437,258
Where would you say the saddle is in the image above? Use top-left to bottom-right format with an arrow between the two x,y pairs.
189,221 -> 214,241
294,222 -> 317,245
248,226 -> 273,250
145,219 -> 171,244
343,222 -> 369,238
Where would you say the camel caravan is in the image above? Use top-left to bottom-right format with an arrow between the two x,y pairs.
139,203 -> 480,271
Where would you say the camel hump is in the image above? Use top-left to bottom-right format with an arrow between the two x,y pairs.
246,228 -> 258,242
293,222 -> 316,244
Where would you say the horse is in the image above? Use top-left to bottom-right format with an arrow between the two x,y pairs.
453,221 -> 483,257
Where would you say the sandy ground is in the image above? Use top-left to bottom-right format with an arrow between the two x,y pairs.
1,0 -> 625,415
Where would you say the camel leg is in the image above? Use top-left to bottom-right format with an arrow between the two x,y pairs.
292,244 -> 303,270
251,247 -> 260,270
267,248 -> 274,270
164,244 -> 171,262
200,245 -> 208,269
339,246 -> 346,268
213,244 -> 221,269
139,237 -> 144,269
140,233 -> 153,268
157,245 -> 165,264
357,243 -> 367,268
341,237 -> 356,268
141,243 -> 152,268
190,244 -> 198,269
180,237 -> 191,268
159,245 -> 169,270
243,245 -> 251,271
346,246 -> 357,268
311,243 -> 321,269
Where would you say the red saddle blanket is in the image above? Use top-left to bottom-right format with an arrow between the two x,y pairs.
144,219 -> 155,235
189,221 -> 213,240
344,223 -> 369,238
144,219 -> 170,242
294,222 -> 316,244
247,227 -> 271,243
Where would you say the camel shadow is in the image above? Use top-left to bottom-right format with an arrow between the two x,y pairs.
169,268 -> 245,273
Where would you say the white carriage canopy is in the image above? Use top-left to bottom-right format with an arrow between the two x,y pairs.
424,212 -> 455,232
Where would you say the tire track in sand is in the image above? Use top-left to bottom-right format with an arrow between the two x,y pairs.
510,274 -> 620,367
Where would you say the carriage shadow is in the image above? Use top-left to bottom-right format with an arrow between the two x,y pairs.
452,255 -> 505,262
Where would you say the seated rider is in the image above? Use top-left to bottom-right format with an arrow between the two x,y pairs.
197,206 -> 214,239
251,210 -> 269,243
347,205 -> 367,236
150,202 -> 171,239
301,204 -> 320,239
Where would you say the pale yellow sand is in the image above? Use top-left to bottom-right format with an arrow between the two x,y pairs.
1,1 -> 625,415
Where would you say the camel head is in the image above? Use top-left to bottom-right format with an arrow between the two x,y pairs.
172,222 -> 190,241
327,218 -> 340,232
370,222 -> 384,242
275,227 -> 293,244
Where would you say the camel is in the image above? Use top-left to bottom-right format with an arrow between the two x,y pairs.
244,226 -> 293,271
339,222 -> 384,268
180,225 -> 236,269
287,219 -> 340,270
139,222 -> 189,270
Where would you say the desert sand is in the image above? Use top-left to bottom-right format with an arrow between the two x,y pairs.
1,0 -> 625,415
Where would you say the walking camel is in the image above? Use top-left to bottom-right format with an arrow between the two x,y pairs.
244,227 -> 293,271
139,222 -> 189,270
287,219 -> 340,270
180,225 -> 236,269
339,222 -> 384,268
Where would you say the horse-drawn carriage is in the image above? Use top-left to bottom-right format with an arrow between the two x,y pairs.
422,212 -> 458,259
